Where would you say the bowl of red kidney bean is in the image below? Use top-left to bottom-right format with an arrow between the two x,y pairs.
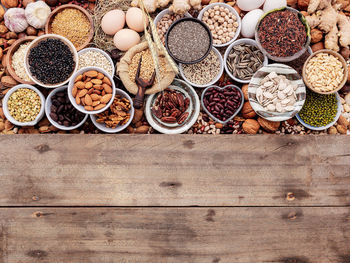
201,85 -> 244,124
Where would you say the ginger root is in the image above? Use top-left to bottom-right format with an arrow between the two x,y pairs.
132,0 -> 201,14
306,0 -> 350,51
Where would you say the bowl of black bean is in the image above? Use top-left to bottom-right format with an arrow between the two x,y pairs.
45,86 -> 88,130
25,34 -> 79,88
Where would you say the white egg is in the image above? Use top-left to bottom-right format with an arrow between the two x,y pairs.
263,0 -> 287,12
237,0 -> 265,11
241,9 -> 264,38
113,29 -> 140,51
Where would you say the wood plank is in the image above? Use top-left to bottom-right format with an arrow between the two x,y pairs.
0,207 -> 349,263
0,135 -> 350,206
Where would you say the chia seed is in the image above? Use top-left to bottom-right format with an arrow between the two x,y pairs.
28,38 -> 75,85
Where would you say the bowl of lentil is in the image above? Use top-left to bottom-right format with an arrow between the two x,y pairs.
302,49 -> 348,94
179,47 -> 224,88
45,86 -> 88,131
45,4 -> 94,51
224,38 -> 268,84
68,66 -> 116,115
296,90 -> 341,131
78,47 -> 115,77
165,17 -> 213,64
25,34 -> 79,88
2,84 -> 45,127
255,7 -> 311,62
90,89 -> 134,133
198,3 -> 241,48
6,36 -> 36,85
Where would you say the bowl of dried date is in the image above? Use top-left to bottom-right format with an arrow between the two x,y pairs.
145,78 -> 200,134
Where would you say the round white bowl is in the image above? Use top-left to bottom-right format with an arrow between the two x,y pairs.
68,66 -> 116,115
24,34 -> 79,89
45,86 -> 88,131
224,38 -> 268,84
198,3 -> 242,48
90,88 -> 134,133
154,8 -> 192,29
179,47 -> 224,88
2,84 -> 45,126
78,47 -> 115,78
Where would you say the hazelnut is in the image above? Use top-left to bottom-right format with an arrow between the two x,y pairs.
243,119 -> 260,134
311,42 -> 324,53
327,126 -> 337,134
1,0 -> 18,8
336,124 -> 347,134
241,101 -> 256,119
337,115 -> 349,127
257,117 -> 280,133
26,26 -> 37,36
242,84 -> 248,101
340,47 -> 350,60
310,28 -> 323,44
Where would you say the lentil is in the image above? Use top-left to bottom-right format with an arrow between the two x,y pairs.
258,10 -> 307,57
12,43 -> 31,82
78,50 -> 114,76
8,88 -> 41,122
182,50 -> 220,85
299,90 -> 338,127
51,8 -> 90,48
167,20 -> 210,63
28,38 -> 75,85
305,52 -> 344,93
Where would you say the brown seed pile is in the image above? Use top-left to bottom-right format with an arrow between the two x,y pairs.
96,95 -> 131,128
51,8 -> 90,48
72,70 -> 113,111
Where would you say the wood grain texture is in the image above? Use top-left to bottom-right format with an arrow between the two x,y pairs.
0,207 -> 349,263
0,135 -> 350,206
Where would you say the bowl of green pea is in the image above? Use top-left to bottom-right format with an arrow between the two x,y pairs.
296,90 -> 341,131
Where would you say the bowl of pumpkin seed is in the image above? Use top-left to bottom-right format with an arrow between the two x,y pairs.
224,38 -> 268,84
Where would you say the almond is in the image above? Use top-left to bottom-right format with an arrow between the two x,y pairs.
72,86 -> 78,97
97,72 -> 104,79
91,79 -> 102,85
84,105 -> 93,111
93,90 -> 101,95
1,75 -> 18,87
87,88 -> 93,95
103,84 -> 112,94
85,70 -> 98,78
93,85 -> 102,90
85,94 -> 92,106
94,103 -> 106,111
101,90 -> 106,96
81,97 -> 85,106
85,81 -> 93,89
0,107 -> 5,119
77,89 -> 87,98
102,76 -> 112,86
90,94 -> 100,101
92,100 -> 100,107
75,81 -> 85,89
75,75 -> 83,82
100,94 -> 112,104
135,125 -> 150,134
76,96 -> 81,105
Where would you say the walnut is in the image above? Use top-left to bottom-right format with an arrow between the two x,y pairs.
242,119 -> 260,134
311,28 -> 323,43
257,117 -> 280,133
241,101 -> 256,119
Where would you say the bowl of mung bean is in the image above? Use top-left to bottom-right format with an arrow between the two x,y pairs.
6,36 -> 36,85
2,84 -> 45,127
45,4 -> 94,51
25,34 -> 79,89
78,47 -> 115,77
179,47 -> 224,88
224,38 -> 268,84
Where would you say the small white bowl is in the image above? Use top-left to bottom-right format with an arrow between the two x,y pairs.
224,38 -> 268,84
78,47 -> 115,78
25,34 -> 78,89
179,47 -> 224,88
198,3 -> 241,48
68,66 -> 116,115
90,89 -> 134,133
2,84 -> 45,126
45,86 -> 88,131
154,8 -> 192,28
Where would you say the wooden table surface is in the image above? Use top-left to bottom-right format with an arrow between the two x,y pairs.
0,134 -> 349,263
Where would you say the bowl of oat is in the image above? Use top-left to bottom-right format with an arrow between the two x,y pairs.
248,63 -> 306,122
302,49 -> 348,94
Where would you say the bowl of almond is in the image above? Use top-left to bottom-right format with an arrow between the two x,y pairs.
68,67 -> 116,114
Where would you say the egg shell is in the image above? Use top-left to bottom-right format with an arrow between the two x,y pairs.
113,29 -> 141,51
263,0 -> 286,12
126,7 -> 148,32
241,9 -> 264,38
101,9 -> 125,35
237,0 -> 265,11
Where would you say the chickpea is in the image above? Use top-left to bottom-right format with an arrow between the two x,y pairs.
215,10 -> 220,15
214,15 -> 219,20
232,15 -> 237,21
214,5 -> 219,10
214,22 -> 219,27
223,27 -> 227,33
223,21 -> 227,27
229,32 -> 235,38
224,8 -> 229,13
233,22 -> 239,27
219,6 -> 224,11
209,25 -> 215,30
207,19 -> 213,25
225,36 -> 231,42
210,12 -> 215,18
220,11 -> 225,16
217,29 -> 223,35
204,11 -> 209,17
218,17 -> 224,23
228,19 -> 233,24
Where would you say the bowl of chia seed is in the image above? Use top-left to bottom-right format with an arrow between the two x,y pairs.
165,17 -> 213,64
25,34 -> 78,88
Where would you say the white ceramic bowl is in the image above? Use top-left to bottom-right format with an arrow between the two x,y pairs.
24,34 -> 79,88
78,47 -> 115,78
198,3 -> 241,48
68,66 -> 116,115
90,89 -> 134,133
224,38 -> 268,84
45,86 -> 88,130
154,8 -> 192,28
179,47 -> 224,88
2,84 -> 45,126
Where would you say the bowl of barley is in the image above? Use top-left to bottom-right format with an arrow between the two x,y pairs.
302,49 -> 348,94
